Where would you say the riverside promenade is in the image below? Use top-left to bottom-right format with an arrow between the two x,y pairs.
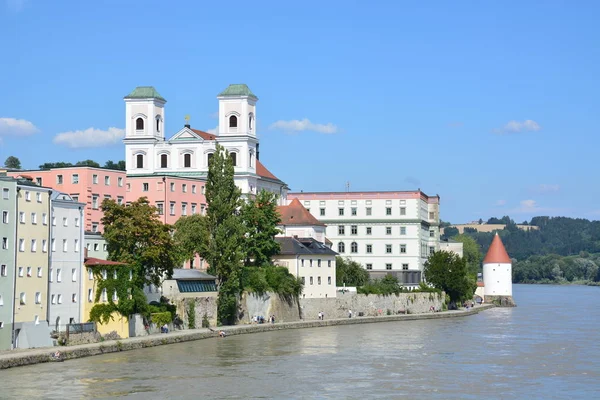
0,304 -> 494,370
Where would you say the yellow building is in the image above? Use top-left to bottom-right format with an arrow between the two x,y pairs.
82,255 -> 132,339
13,182 -> 53,348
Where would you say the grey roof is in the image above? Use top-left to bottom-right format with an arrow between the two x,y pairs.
171,269 -> 216,281
275,237 -> 338,256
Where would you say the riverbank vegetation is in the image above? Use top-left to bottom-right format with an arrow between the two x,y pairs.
443,216 -> 600,285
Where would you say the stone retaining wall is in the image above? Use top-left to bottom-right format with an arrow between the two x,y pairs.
300,291 -> 445,319
239,292 -> 301,323
0,304 -> 494,370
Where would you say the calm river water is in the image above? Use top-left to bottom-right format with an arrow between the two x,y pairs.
1,284 -> 599,399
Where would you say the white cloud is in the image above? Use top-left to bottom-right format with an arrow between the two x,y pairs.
269,118 -> 339,134
209,112 -> 219,119
521,199 -> 537,209
53,127 -> 125,149
206,126 -> 218,135
494,200 -> 507,206
493,119 -> 541,135
0,117 -> 40,137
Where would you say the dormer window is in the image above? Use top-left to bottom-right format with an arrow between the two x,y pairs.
136,118 -> 144,131
229,115 -> 237,128
184,153 -> 192,168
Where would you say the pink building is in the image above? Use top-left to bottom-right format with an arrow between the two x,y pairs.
8,167 -> 126,232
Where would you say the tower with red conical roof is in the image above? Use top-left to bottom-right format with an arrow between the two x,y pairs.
482,233 -> 516,306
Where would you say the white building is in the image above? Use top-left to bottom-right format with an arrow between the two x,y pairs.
439,238 -> 464,258
49,192 -> 85,332
123,84 -> 288,204
482,233 -> 515,306
287,191 -> 440,286
274,198 -> 337,298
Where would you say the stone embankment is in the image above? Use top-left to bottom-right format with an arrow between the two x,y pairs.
0,304 -> 494,370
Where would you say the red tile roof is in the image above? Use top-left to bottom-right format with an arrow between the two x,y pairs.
477,281 -> 485,287
84,257 -> 127,266
483,233 -> 512,264
256,160 -> 281,181
191,128 -> 217,141
277,198 -> 325,226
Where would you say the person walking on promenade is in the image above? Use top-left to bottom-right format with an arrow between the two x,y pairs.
348,310 -> 353,318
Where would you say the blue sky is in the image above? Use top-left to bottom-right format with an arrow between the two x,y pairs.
1,0 -> 599,223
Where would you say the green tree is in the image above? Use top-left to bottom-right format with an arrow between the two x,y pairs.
442,226 -> 459,239
104,160 -> 126,170
4,156 -> 21,169
76,159 -> 101,168
173,214 -> 207,265
424,251 -> 475,306
336,257 -> 369,287
101,197 -> 178,288
39,162 -> 74,169
241,189 -> 281,267
451,234 -> 482,276
201,144 -> 245,325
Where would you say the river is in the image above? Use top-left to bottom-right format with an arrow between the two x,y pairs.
0,284 -> 599,399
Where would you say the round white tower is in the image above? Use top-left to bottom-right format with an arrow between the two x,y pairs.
482,233 -> 515,306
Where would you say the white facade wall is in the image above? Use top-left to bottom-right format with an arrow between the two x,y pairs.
49,195 -> 85,332
274,255 -> 337,299
278,224 -> 326,244
483,262 -> 512,296
439,241 -> 464,258
291,196 -> 439,276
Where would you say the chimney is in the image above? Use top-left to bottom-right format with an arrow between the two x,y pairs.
184,124 -> 191,129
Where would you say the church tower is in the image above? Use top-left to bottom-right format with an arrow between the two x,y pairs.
217,84 -> 257,137
482,233 -> 516,307
124,86 -> 166,140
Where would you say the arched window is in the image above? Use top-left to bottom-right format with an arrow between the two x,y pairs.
160,154 -> 168,168
338,242 -> 345,253
229,115 -> 237,128
351,242 -> 358,253
207,153 -> 214,166
230,152 -> 237,167
249,114 -> 253,130
249,150 -> 254,168
136,154 -> 144,169
136,118 -> 144,130
156,118 -> 160,132
184,153 -> 192,168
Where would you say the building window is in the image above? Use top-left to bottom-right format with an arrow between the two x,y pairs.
386,227 -> 392,235
136,117 -> 144,130
57,268 -> 62,282
2,188 -> 8,199
400,244 -> 407,253
92,195 -> 99,209
429,212 -> 435,220
92,223 -> 98,233
19,212 -> 25,223
88,268 -> 93,280
366,244 -> 372,254
74,239 -> 79,252
0,264 -> 7,276
429,230 -> 435,238
366,263 -> 372,270
42,239 -> 47,252
229,115 -> 238,128
19,292 -> 26,305
351,225 -> 357,235
182,203 -> 187,216
118,177 -> 123,187
320,208 -> 325,216
51,238 -> 56,252
192,185 -> 196,194
31,239 -> 37,252
136,154 -> 144,168
105,176 -> 110,185
184,153 -> 192,168
57,294 -> 63,304
182,184 -> 187,193
207,153 -> 214,166
249,114 -> 254,129
386,264 -> 392,270
317,276 -> 321,285
1,237 -> 7,249
92,174 -> 98,184
35,292 -> 41,304
157,203 -> 164,215
36,192 -> 41,202
386,207 -> 392,216
191,204 -> 197,215
301,259 -> 304,268
112,290 -> 118,301
366,227 -> 372,235
317,259 -> 322,267
63,217 -> 68,227
88,288 -> 93,302
351,207 -> 357,216
57,175 -> 63,184
301,277 -> 305,284
37,267 -> 42,277
1,211 -> 7,224
170,202 -> 175,216
102,270 -> 107,279
18,238 -> 24,252
230,152 -> 237,167
72,174 -> 79,184
27,266 -> 32,277
309,259 -> 313,268
400,207 -> 406,216
338,225 -> 345,235
400,226 -> 406,235
402,263 -> 409,270
170,182 -> 175,192
62,239 -> 68,252
142,183 -> 149,192
309,276 -> 313,285
337,208 -> 344,216
72,195 -> 79,202
328,260 -> 332,268
351,242 -> 358,253
366,207 -> 372,216
386,244 -> 392,254
75,217 -> 80,227
18,266 -> 23,277
429,246 -> 435,255
25,191 -> 31,201
338,242 -> 345,253
72,293 -> 77,303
